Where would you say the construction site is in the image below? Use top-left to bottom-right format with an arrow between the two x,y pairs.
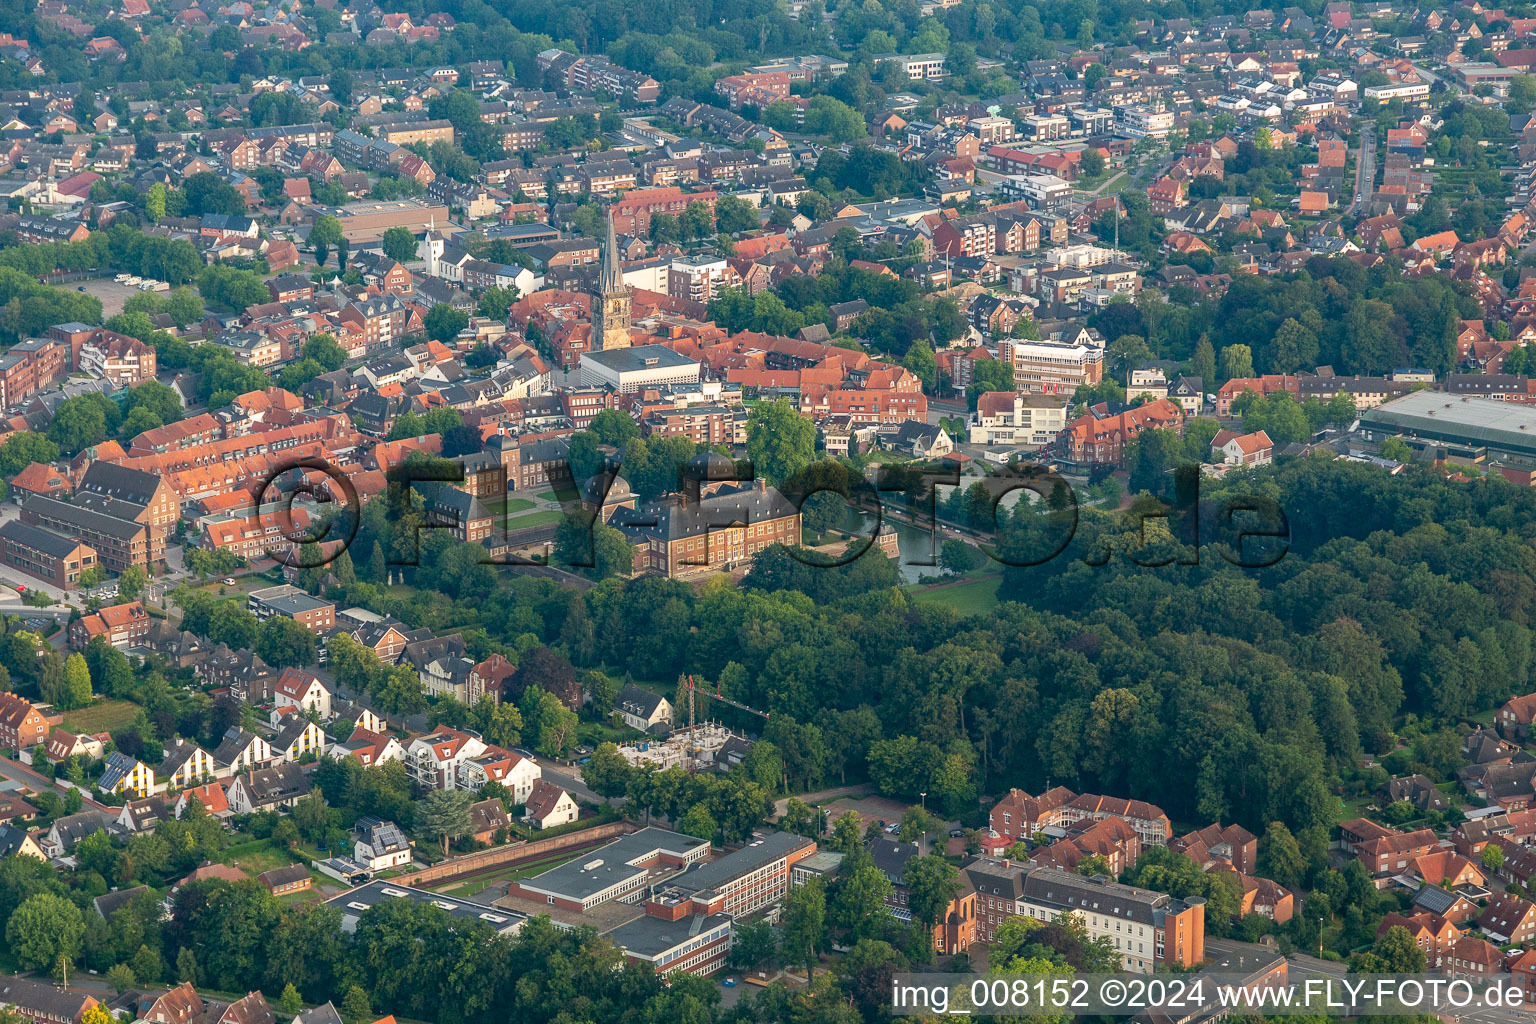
616,722 -> 738,770
615,675 -> 764,771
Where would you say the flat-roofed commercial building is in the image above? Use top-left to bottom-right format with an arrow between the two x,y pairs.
326,881 -> 526,934
650,831 -> 817,919
1001,338 -> 1105,394
304,199 -> 453,243
579,345 -> 703,394
506,828 -> 710,911
1361,392 -> 1536,458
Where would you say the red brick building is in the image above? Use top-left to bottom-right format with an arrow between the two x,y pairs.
0,691 -> 49,751
608,187 -> 721,236
1058,399 -> 1183,468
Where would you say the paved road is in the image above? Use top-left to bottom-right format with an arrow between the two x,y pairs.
773,783 -> 873,818
1352,124 -> 1376,214
0,753 -> 110,811
1410,61 -> 1443,89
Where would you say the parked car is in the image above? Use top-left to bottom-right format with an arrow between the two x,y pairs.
949,828 -> 966,838
222,578 -> 237,585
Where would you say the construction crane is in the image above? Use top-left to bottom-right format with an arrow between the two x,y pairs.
683,673 -> 768,750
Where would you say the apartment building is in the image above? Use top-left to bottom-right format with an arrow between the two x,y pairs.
1116,104 -> 1175,138
200,503 -> 314,562
340,294 -> 416,350
644,404 -> 739,445
67,601 -> 151,649
666,257 -> 739,303
77,332 -> 157,386
963,858 -> 1205,970
0,692 -> 49,752
21,494 -> 161,573
247,584 -> 336,633
0,335 -> 70,408
1000,337 -> 1105,394
969,392 -> 1070,447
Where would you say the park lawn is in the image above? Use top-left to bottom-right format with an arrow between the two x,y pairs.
534,491 -> 561,501
485,497 -> 536,517
503,509 -> 565,529
906,575 -> 1003,617
62,699 -> 141,735
217,838 -> 305,877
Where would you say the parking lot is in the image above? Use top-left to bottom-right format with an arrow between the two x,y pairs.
73,276 -> 149,318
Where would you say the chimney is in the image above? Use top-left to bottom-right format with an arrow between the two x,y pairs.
758,477 -> 767,493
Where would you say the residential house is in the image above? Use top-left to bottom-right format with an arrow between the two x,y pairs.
227,762 -> 309,814
615,685 -> 673,734
99,751 -> 155,798
353,817 -> 412,870
523,780 -> 579,829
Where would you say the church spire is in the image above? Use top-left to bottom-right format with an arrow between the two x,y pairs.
601,209 -> 622,293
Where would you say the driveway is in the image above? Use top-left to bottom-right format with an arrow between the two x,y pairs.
0,753 -> 110,811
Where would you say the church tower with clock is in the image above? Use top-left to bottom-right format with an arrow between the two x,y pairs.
592,211 -> 633,350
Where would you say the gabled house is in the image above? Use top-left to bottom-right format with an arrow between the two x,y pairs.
116,796 -> 172,833
40,810 -> 113,857
158,738 -> 217,791
1500,692 -> 1536,740
615,684 -> 673,734
469,797 -> 511,843
0,823 -> 47,860
353,816 -> 412,870
100,751 -> 156,799
523,780 -> 578,830
1385,774 -> 1451,812
213,727 -> 274,774
227,762 -> 309,814
271,712 -> 325,763
174,781 -> 231,819
271,667 -> 332,720
1480,890 -> 1536,944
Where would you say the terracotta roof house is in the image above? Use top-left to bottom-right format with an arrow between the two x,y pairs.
1500,692 -> 1536,739
523,780 -> 578,829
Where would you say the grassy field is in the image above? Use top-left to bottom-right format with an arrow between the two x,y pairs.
486,497 -> 537,517
906,576 -> 1003,616
62,699 -> 141,735
218,838 -> 305,876
430,850 -> 588,899
577,718 -> 644,748
504,509 -> 565,529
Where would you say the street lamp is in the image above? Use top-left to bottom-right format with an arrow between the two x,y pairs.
920,791 -> 927,810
